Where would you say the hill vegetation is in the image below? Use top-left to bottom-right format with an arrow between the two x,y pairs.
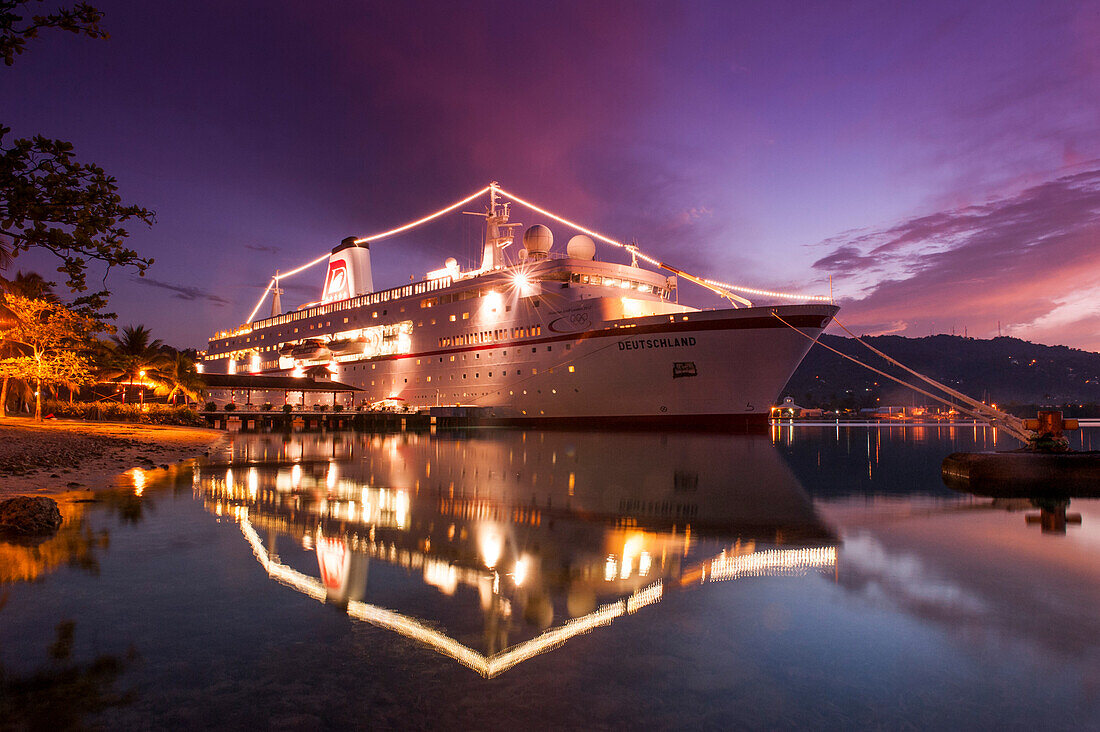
784,334 -> 1100,414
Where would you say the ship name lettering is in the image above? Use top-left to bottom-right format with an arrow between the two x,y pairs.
618,337 -> 696,350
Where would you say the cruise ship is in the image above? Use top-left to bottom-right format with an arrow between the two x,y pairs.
202,186 -> 837,427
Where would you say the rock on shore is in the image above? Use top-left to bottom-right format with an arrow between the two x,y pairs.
0,496 -> 63,535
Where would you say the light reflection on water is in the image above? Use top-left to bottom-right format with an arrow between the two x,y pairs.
1,426 -> 1098,729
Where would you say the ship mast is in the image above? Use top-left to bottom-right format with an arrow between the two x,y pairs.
479,183 -> 520,271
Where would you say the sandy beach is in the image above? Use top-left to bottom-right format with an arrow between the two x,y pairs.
0,418 -> 226,498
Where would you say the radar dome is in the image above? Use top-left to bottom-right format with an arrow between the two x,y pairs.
445,257 -> 458,269
566,234 -> 596,260
522,225 -> 553,259
517,248 -> 528,260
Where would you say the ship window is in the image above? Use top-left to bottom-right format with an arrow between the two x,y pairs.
463,374 -> 467,379
343,318 -> 349,324
475,373 -> 479,378
568,366 -> 575,373
449,315 -> 456,322
404,378 -> 407,383
372,312 -> 378,318
566,344 -> 572,350
531,347 -> 536,353
427,376 -> 432,382
531,368 -> 537,375
430,318 -> 436,325
462,312 -> 469,320
547,346 -> 552,352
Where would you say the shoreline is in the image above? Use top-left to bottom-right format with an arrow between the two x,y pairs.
0,418 -> 227,498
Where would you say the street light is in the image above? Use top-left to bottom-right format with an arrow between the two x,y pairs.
139,369 -> 146,406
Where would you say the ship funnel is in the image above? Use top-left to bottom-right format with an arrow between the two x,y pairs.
322,236 -> 374,303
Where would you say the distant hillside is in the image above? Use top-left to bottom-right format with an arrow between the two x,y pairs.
784,334 -> 1100,410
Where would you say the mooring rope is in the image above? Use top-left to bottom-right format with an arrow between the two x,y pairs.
831,317 -> 1029,437
771,312 -> 1031,442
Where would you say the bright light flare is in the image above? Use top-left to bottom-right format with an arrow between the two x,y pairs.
131,468 -> 145,496
479,527 -> 503,570
513,556 -> 529,587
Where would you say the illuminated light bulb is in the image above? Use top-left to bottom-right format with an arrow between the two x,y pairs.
514,556 -> 529,587
604,555 -> 617,582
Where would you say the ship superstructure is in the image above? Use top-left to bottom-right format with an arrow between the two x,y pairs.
203,185 -> 837,426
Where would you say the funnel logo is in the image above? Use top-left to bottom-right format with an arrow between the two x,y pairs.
322,258 -> 350,303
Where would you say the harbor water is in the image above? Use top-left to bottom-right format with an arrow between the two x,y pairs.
2,425 -> 1098,729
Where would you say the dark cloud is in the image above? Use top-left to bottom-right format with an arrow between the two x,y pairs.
812,245 -> 882,275
132,276 -> 231,305
244,243 -> 280,254
816,167 -> 1100,348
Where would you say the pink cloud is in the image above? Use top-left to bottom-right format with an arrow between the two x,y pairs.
815,168 -> 1100,350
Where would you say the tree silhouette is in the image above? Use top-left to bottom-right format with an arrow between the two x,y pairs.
1,3 -> 152,315
99,324 -> 168,403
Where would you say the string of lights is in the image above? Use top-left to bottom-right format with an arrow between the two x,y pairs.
353,185 -> 492,245
243,181 -> 830,323
245,185 -> 493,322
496,184 -> 830,305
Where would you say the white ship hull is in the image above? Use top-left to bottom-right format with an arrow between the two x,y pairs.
203,189 -> 837,428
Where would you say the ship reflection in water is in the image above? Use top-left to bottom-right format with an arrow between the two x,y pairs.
195,432 -> 837,677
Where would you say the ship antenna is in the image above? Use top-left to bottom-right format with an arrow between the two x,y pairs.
270,270 -> 283,317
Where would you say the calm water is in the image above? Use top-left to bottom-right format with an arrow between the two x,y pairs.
2,425 -> 1098,730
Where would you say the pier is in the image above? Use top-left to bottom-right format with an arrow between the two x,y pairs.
200,406 -> 493,432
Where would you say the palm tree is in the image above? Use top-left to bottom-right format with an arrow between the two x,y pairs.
150,351 -> 205,405
99,325 -> 170,403
0,272 -> 57,417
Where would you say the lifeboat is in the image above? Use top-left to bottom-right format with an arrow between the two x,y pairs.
328,336 -> 368,356
290,338 -> 330,360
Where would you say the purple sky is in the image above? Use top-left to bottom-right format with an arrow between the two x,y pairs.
3,0 -> 1099,350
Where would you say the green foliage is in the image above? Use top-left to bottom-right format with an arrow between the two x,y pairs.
42,400 -> 204,425
261,402 -> 273,411
281,404 -> 292,414
0,1 -> 106,66
97,324 -> 170,402
223,402 -> 235,412
149,350 -> 204,404
203,401 -> 216,412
